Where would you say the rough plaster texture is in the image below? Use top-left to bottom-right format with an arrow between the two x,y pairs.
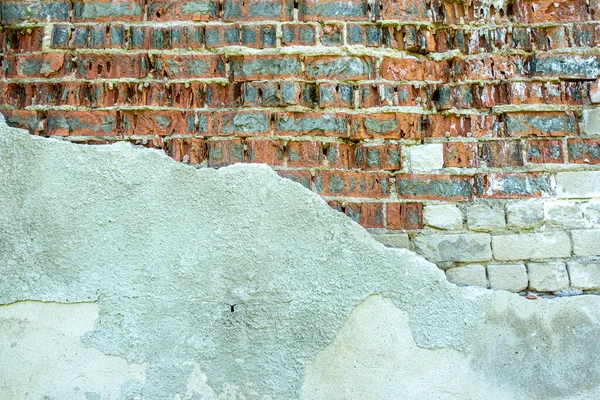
2,118 -> 600,399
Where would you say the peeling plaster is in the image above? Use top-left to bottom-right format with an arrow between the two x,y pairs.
1,117 -> 600,399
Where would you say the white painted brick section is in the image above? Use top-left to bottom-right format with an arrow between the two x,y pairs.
467,204 -> 505,232
423,205 -> 463,230
372,233 -> 410,249
544,201 -> 584,228
572,229 -> 600,256
505,201 -> 544,229
568,261 -> 600,290
488,263 -> 528,292
413,233 -> 492,263
492,231 -> 572,261
408,144 -> 444,172
527,262 -> 570,292
583,108 -> 600,136
446,264 -> 487,288
555,171 -> 600,198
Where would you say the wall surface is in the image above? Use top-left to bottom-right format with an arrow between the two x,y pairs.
2,0 -> 600,292
2,117 -> 600,399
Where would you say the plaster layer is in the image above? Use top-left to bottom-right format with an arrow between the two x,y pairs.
1,118 -> 600,399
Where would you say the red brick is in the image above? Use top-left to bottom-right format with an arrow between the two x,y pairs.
526,140 -> 564,164
73,0 -> 144,21
286,141 -> 323,167
2,28 -> 44,53
208,139 -> 245,167
349,144 -> 401,171
148,0 -> 218,21
349,113 -> 421,140
344,202 -> 385,228
215,111 -> 271,137
504,112 -> 578,137
425,115 -> 472,138
204,83 -> 242,108
512,0 -> 587,23
47,110 -> 118,137
317,83 -> 354,108
204,25 -> 240,48
567,139 -> 600,164
479,140 -> 523,168
277,170 -> 312,189
473,173 -> 551,198
450,56 -> 528,81
299,0 -> 368,21
386,202 -> 423,230
281,24 -> 317,46
121,111 -> 198,137
76,53 -> 149,79
168,138 -> 208,164
396,174 -> 472,201
275,113 -> 348,137
224,0 -> 293,21
325,143 -> 351,169
241,25 -> 277,48
246,139 -> 285,165
444,142 -> 479,168
154,55 -> 225,79
315,171 -> 390,198
1,110 -> 43,134
380,57 -> 425,81
380,0 -> 429,21
230,55 -> 301,81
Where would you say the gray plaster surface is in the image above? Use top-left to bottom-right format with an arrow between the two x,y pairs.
1,117 -> 600,399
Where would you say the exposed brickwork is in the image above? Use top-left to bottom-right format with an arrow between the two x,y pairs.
3,0 -> 600,293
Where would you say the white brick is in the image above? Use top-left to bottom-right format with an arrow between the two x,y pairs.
505,201 -> 544,229
583,108 -> 600,136
371,233 -> 410,249
446,264 -> 487,288
568,261 -> 600,290
584,201 -> 600,227
423,205 -> 463,230
467,204 -> 505,232
492,231 -> 571,261
527,262 -> 569,292
572,229 -> 600,256
544,201 -> 584,228
408,144 -> 444,172
487,263 -> 528,292
413,233 -> 492,263
556,171 -> 600,198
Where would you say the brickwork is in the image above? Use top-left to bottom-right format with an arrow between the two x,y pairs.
2,0 -> 600,295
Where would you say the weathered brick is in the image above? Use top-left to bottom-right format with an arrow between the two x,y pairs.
444,142 -> 479,168
3,28 -> 44,53
317,83 -> 354,108
168,138 -> 208,164
281,24 -> 316,46
568,139 -> 600,164
121,110 -> 200,137
343,202 -> 384,228
147,0 -> 218,21
530,54 -> 600,79
277,170 -> 312,189
305,56 -> 375,80
5,54 -> 70,79
321,24 -> 344,46
2,1 -> 71,23
47,110 -> 117,137
380,0 -> 429,21
275,113 -> 347,137
511,0 -> 587,23
314,171 -> 389,198
241,25 -> 277,48
479,140 -> 523,168
204,83 -> 242,108
299,0 -> 368,21
76,53 -> 149,79
386,202 -> 423,230
450,56 -> 528,81
223,0 -> 293,21
473,173 -> 550,199
154,55 -> 225,79
246,139 -> 285,165
215,111 -> 270,136
347,24 -> 382,47
504,112 -> 578,137
526,140 -> 564,164
208,139 -> 245,167
73,0 -> 143,21
396,174 -> 472,201
286,141 -> 323,167
242,82 -> 280,107
230,56 -> 301,81
1,110 -> 43,134
325,143 -> 351,169
349,144 -> 401,171
350,113 -> 421,140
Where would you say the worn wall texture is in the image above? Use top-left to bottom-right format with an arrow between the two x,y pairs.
2,0 -> 600,293
2,118 -> 600,399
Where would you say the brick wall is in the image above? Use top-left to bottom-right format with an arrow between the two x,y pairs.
3,0 -> 600,295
